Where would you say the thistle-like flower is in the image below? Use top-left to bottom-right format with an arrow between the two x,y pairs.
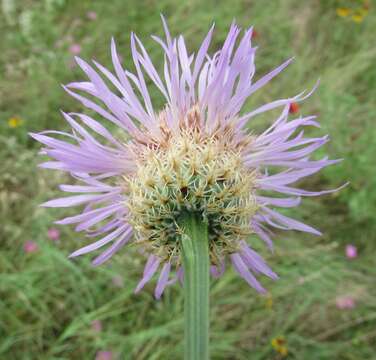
31,17 -> 342,298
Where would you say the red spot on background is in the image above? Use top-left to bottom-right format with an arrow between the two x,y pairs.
289,102 -> 299,114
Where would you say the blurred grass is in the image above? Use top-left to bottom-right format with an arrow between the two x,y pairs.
1,0 -> 375,359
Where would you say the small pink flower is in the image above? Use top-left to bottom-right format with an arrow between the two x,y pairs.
111,275 -> 124,288
346,244 -> 357,259
336,296 -> 355,309
69,44 -> 81,55
91,319 -> 102,332
24,241 -> 38,253
87,11 -> 97,20
47,227 -> 60,241
96,351 -> 113,360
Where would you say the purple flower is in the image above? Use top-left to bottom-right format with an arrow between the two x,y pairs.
47,227 -> 60,241
346,244 -> 357,259
336,296 -> 356,309
24,240 -> 39,254
31,16 -> 344,298
95,351 -> 112,360
91,319 -> 102,332
69,43 -> 81,55
87,11 -> 97,20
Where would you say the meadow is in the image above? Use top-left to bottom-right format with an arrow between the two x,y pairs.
1,0 -> 375,359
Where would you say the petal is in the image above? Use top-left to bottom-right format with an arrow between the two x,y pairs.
155,262 -> 171,299
41,194 -> 103,208
135,256 -> 161,293
230,253 -> 266,293
69,225 -> 130,257
91,228 -> 133,266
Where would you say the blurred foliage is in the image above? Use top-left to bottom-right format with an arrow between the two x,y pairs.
0,0 -> 375,359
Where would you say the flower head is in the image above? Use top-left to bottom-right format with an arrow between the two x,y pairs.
95,351 -> 112,360
47,227 -> 60,241
288,101 -> 299,114
271,336 -> 288,356
24,240 -> 38,253
251,29 -> 259,39
336,7 -> 351,17
91,319 -> 102,332
345,244 -> 357,259
265,295 -> 273,309
69,43 -> 81,55
352,13 -> 364,23
336,1 -> 370,23
7,116 -> 23,128
87,11 -> 97,21
336,295 -> 356,310
31,17 -> 343,298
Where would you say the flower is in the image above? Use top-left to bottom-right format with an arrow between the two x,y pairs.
336,7 -> 351,17
31,17 -> 344,299
289,102 -> 299,114
346,244 -> 357,259
265,295 -> 273,309
95,351 -> 112,360
87,11 -> 97,20
271,336 -> 288,356
336,295 -> 356,309
24,240 -> 38,253
91,319 -> 102,332
7,116 -> 23,128
69,43 -> 81,55
336,1 -> 370,23
351,14 -> 364,23
47,227 -> 60,241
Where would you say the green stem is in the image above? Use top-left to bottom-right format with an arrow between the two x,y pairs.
179,212 -> 210,360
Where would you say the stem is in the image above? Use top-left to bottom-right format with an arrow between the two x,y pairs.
179,212 -> 210,360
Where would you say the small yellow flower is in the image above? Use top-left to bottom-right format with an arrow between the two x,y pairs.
336,7 -> 351,17
279,346 -> 288,356
271,336 -> 285,348
7,116 -> 23,128
265,295 -> 273,309
352,14 -> 364,23
271,336 -> 288,357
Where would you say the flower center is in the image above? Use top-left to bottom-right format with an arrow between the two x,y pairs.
124,129 -> 258,265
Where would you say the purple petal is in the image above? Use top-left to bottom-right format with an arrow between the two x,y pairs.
135,256 -> 161,293
230,253 -> 266,293
261,206 -> 322,235
91,228 -> 133,266
42,194 -> 103,208
210,262 -> 225,278
155,262 -> 171,299
240,242 -> 278,280
69,225 -> 131,257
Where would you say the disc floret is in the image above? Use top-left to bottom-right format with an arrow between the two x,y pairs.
125,128 -> 258,266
